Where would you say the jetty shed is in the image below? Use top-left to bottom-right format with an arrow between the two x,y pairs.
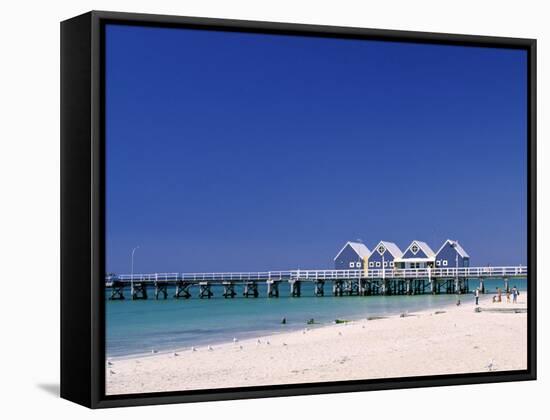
367,241 -> 403,269
334,241 -> 371,269
394,240 -> 436,269
434,239 -> 470,268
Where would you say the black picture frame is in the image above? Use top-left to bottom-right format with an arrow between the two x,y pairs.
60,10 -> 537,409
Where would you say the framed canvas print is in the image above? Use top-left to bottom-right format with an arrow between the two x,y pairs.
60,11 -> 536,408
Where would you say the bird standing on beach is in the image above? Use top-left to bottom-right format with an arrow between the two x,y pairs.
151,349 -> 158,354
107,360 -> 113,366
338,331 -> 343,336
208,345 -> 214,351
266,340 -> 270,345
256,339 -> 261,346
173,352 -> 179,357
233,337 -> 238,343
192,346 -> 197,352
109,370 -> 116,375
487,359 -> 495,371
239,345 -> 243,350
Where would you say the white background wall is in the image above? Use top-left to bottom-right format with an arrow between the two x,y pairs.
0,0 -> 547,418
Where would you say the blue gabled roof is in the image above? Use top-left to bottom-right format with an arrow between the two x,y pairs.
436,239 -> 470,258
334,241 -> 371,261
372,241 -> 403,258
402,240 -> 435,258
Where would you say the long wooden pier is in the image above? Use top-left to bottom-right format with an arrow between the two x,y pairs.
105,266 -> 527,300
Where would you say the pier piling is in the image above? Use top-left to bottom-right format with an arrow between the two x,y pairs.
109,281 -> 125,300
333,280 -> 344,296
314,280 -> 325,296
243,281 -> 259,298
131,282 -> 148,300
199,282 -> 213,299
222,282 -> 237,298
174,281 -> 192,299
267,280 -> 279,297
290,280 -> 301,297
154,281 -> 168,300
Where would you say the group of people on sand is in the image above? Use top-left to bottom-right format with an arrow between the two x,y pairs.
489,286 -> 520,304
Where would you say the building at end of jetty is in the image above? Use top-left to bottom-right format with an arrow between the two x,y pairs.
334,239 -> 470,270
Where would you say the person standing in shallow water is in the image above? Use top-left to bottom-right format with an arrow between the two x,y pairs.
474,288 -> 480,305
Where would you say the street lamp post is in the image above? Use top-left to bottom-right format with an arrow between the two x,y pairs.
131,246 -> 140,296
455,253 -> 459,295
382,252 -> 386,295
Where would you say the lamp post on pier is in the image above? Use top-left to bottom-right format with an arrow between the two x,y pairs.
382,252 -> 386,295
131,246 -> 140,295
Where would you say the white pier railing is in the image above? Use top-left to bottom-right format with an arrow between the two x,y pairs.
108,266 -> 527,284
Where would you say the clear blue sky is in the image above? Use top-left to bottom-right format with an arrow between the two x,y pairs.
105,24 -> 527,274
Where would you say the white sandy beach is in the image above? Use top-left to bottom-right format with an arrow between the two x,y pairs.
106,293 -> 527,395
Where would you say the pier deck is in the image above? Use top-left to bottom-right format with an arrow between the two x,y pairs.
105,266 -> 527,300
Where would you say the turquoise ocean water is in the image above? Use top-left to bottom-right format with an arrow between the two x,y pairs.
106,279 -> 527,358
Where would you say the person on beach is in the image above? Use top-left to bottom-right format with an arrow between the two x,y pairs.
506,289 -> 511,303
474,288 -> 480,305
497,287 -> 502,302
512,286 -> 519,303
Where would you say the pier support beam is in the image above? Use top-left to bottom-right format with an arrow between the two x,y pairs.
504,278 -> 509,293
314,280 -> 325,297
290,280 -> 301,297
222,282 -> 236,298
154,281 -> 168,300
381,279 -> 388,295
479,279 -> 485,294
199,282 -> 213,299
358,279 -> 367,296
109,281 -> 125,300
131,282 -> 148,300
346,280 -> 359,296
369,280 -> 381,295
267,280 -> 279,297
243,281 -> 259,298
333,280 -> 344,296
396,280 -> 406,295
365,280 -> 375,295
174,281 -> 191,299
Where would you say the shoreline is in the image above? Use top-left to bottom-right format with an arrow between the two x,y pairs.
107,293 -> 478,360
106,292 -> 527,395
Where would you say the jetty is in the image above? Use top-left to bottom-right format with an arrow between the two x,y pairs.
105,266 -> 527,300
